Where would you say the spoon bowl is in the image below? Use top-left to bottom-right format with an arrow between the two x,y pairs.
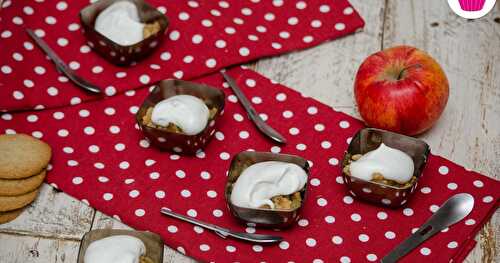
430,193 -> 474,229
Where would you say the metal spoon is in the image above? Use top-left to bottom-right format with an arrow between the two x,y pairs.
160,208 -> 283,243
221,71 -> 287,144
26,29 -> 102,94
381,193 -> 475,263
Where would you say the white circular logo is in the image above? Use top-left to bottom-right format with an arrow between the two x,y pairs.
448,0 -> 497,19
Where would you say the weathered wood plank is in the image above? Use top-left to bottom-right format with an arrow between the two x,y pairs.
0,184 -> 94,240
383,1 -> 499,262
383,0 -> 500,174
0,233 -> 80,263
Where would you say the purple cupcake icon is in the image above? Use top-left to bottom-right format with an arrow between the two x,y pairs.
458,0 -> 486,11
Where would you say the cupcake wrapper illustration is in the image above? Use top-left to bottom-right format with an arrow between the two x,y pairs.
458,0 -> 486,11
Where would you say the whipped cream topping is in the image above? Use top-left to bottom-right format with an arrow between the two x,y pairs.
349,143 -> 414,184
94,1 -> 145,46
84,235 -> 146,263
151,95 -> 210,135
230,161 -> 307,209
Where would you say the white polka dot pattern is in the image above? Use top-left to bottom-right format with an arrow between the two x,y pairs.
0,0 -> 365,112
0,67 -> 497,263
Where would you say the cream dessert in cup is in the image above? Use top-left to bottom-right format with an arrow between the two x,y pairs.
94,1 -> 160,46
230,161 -> 307,210
84,235 -> 152,263
344,143 -> 415,188
142,95 -> 217,136
136,79 -> 225,154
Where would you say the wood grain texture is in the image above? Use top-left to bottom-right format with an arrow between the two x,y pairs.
0,0 -> 498,262
0,184 -> 94,240
383,1 -> 499,262
0,233 -> 80,263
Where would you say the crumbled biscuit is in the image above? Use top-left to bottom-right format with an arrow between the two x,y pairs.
259,192 -> 302,210
272,195 -> 292,209
345,153 -> 416,188
351,154 -> 363,161
141,105 -> 217,134
143,21 -> 161,39
290,192 -> 302,209
372,172 -> 384,181
343,165 -> 351,176
140,255 -> 154,263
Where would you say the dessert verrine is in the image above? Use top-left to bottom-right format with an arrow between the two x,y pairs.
79,0 -> 169,65
77,229 -> 163,263
136,79 -> 225,154
342,128 -> 430,207
94,1 -> 160,46
141,95 -> 217,136
230,161 -> 307,210
84,235 -> 152,263
343,143 -> 416,188
225,151 -> 310,228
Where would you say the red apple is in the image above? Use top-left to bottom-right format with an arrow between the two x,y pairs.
354,45 -> 449,136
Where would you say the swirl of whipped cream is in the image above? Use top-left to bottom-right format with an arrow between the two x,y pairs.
230,161 -> 307,209
94,1 -> 145,46
349,143 -> 414,184
84,235 -> 146,263
151,95 -> 210,135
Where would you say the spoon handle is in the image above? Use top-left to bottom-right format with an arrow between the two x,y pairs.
380,221 -> 440,263
381,193 -> 474,263
221,71 -> 287,144
160,208 -> 227,234
26,29 -> 102,94
160,208 -> 283,243
26,29 -> 69,73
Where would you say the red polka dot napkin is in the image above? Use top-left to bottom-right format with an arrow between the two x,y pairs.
0,67 -> 498,263
0,0 -> 364,112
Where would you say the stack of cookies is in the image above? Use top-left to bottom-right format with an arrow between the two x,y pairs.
0,134 -> 52,224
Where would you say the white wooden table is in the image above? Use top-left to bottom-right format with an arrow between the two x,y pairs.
1,1 -> 498,262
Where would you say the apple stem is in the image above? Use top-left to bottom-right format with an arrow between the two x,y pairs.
397,69 -> 405,80
397,64 -> 420,80
397,67 -> 409,80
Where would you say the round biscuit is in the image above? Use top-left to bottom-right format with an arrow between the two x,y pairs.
0,208 -> 24,224
0,189 -> 39,212
0,170 -> 46,196
0,134 -> 51,179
